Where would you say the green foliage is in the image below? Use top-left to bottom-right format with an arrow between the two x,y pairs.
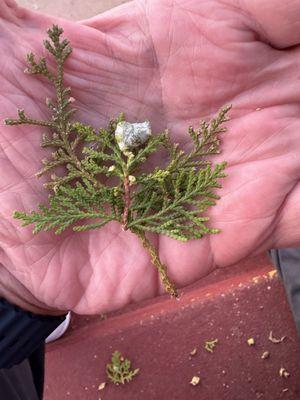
106,351 -> 139,385
130,160 -> 226,241
5,25 -> 230,297
13,182 -> 114,234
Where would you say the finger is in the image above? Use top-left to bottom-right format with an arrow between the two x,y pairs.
237,0 -> 300,48
79,0 -> 157,76
79,1 -> 152,65
0,0 -> 25,21
79,1 -> 166,128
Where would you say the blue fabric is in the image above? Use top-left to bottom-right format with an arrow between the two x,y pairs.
0,298 -> 65,368
0,344 -> 44,400
269,248 -> 300,335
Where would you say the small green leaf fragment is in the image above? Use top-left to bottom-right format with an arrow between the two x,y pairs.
106,351 -> 139,385
204,339 -> 219,353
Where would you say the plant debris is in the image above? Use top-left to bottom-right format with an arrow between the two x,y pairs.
190,376 -> 201,386
106,351 -> 139,385
190,348 -> 197,356
269,331 -> 286,344
247,338 -> 255,346
279,367 -> 290,379
268,270 -> 278,279
204,339 -> 219,353
261,351 -> 270,360
98,382 -> 106,391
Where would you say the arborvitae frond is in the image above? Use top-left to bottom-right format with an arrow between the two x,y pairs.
106,351 -> 139,385
5,25 -> 230,298
13,182 -> 114,234
129,161 -> 227,241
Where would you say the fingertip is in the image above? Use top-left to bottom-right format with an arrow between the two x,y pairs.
239,0 -> 300,48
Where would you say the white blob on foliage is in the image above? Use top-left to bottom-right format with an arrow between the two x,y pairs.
115,121 -> 152,154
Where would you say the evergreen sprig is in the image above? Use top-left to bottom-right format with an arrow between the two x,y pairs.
106,351 -> 139,385
5,25 -> 230,298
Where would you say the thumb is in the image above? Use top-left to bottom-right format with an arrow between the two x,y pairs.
239,0 -> 300,48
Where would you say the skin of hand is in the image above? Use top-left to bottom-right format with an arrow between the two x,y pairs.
0,0 -> 300,315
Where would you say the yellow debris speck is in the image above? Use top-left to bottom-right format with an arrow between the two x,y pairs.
279,368 -> 290,378
190,348 -> 197,356
190,376 -> 201,386
268,270 -> 278,279
128,175 -> 136,185
261,351 -> 270,359
98,382 -> 106,391
247,338 -> 255,346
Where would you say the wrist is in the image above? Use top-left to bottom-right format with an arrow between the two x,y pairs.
0,291 -> 66,316
0,264 -> 66,316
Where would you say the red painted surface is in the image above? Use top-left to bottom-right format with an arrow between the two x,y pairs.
44,255 -> 300,400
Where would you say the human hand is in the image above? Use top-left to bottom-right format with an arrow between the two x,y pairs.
1,0 -> 300,314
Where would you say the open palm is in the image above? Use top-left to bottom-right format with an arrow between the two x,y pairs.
1,0 -> 300,314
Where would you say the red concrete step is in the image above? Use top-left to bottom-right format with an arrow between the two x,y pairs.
44,255 -> 300,400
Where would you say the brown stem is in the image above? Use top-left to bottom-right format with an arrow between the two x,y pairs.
134,230 -> 178,297
122,175 -> 130,229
